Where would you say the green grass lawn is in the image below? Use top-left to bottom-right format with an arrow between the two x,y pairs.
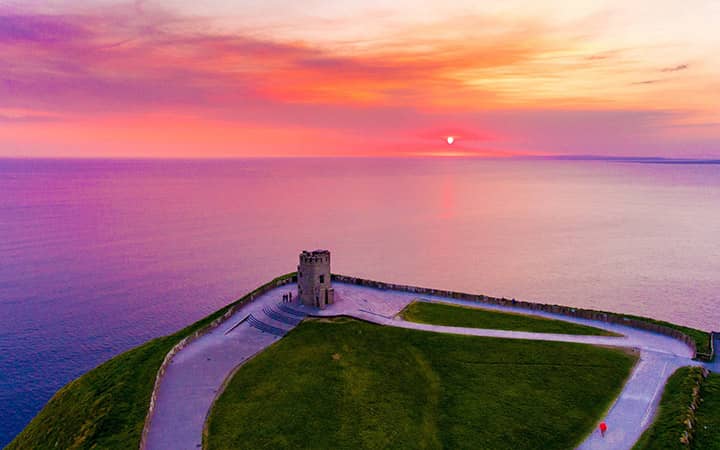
634,368 -> 720,450
400,301 -> 616,336
206,318 -> 636,450
6,274 -> 294,450
694,373 -> 720,449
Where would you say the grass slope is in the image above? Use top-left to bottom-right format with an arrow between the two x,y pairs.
694,373 -> 720,449
633,367 -> 704,449
401,301 -> 616,336
6,274 -> 294,450
207,318 -> 636,450
634,368 -> 720,450
5,334 -> 176,450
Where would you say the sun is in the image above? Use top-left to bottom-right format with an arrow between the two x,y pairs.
446,136 -> 455,145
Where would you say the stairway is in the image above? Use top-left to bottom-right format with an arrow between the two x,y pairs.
247,314 -> 286,336
263,305 -> 302,326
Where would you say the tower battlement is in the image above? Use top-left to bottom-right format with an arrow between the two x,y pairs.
299,249 -> 330,265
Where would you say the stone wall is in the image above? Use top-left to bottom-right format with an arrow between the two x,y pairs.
696,338 -> 715,362
707,332 -> 718,363
138,273 -> 296,450
332,273 -> 708,360
679,367 -> 710,446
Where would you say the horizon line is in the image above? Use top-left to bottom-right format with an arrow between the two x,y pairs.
1,154 -> 720,164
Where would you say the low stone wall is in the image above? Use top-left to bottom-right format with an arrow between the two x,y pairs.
679,367 -> 710,446
138,274 -> 295,450
708,332 -> 718,363
692,330 -> 715,362
332,274 -> 703,359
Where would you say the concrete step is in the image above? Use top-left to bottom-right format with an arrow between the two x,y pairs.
263,306 -> 302,326
247,314 -> 286,336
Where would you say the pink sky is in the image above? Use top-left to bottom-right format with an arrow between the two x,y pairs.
1,0 -> 719,158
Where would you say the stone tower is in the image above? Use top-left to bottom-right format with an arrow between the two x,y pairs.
297,249 -> 334,309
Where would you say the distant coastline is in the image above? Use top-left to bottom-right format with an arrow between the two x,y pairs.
527,155 -> 720,165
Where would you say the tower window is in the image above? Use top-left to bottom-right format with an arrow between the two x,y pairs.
319,275 -> 325,283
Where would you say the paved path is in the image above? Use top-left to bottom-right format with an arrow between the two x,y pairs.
578,352 -> 688,449
145,281 -> 709,450
144,285 -> 301,450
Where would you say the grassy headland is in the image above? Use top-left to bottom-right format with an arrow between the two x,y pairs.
207,318 -> 637,450
6,274 -> 294,450
7,273 -> 706,449
400,301 -> 616,336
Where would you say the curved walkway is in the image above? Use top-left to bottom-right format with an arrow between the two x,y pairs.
145,281 -> 707,450
144,286 -> 301,450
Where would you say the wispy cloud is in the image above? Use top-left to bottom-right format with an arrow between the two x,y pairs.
0,5 -> 565,121
661,63 -> 689,72
0,14 -> 88,43
631,79 -> 662,85
0,113 -> 59,123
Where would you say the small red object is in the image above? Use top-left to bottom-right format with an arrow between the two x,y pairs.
599,422 -> 608,435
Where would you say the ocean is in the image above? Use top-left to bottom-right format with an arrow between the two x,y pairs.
1,157 -> 718,445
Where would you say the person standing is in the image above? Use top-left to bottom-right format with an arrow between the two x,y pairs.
599,421 -> 608,437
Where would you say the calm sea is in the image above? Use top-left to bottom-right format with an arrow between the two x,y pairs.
1,157 -> 719,444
